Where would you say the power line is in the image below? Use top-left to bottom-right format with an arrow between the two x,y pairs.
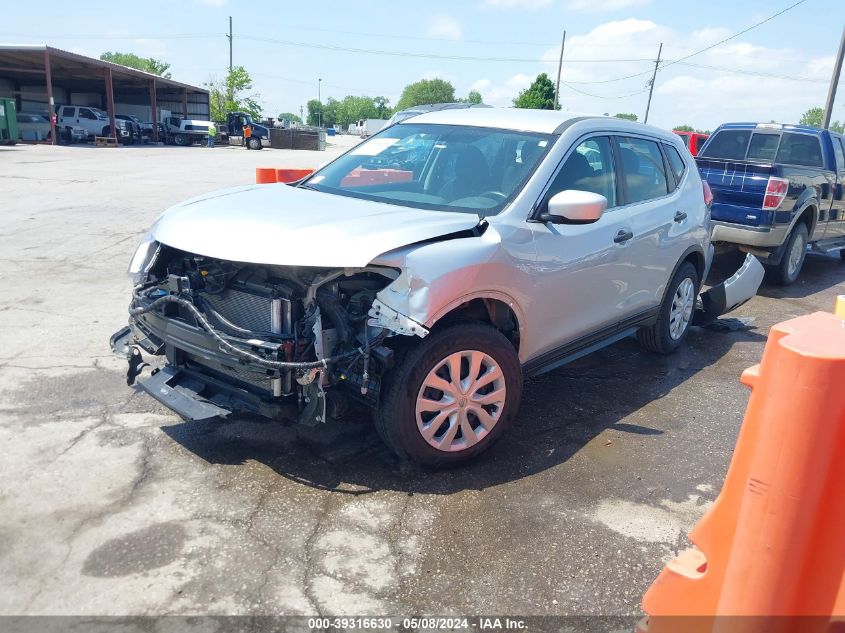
239,35 -> 655,64
675,61 -> 828,83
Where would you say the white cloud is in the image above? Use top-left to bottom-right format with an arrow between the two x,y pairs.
481,0 -> 554,9
426,14 -> 462,41
464,18 -> 835,130
566,0 -> 650,11
469,74 -> 533,106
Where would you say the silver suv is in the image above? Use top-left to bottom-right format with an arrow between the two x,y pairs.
112,109 -> 760,466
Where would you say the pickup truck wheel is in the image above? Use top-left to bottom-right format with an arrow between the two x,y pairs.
638,261 -> 699,354
174,133 -> 189,147
248,136 -> 262,150
773,223 -> 808,285
376,323 -> 522,467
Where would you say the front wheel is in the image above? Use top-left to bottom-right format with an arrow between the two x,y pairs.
638,261 -> 699,354
248,136 -> 262,150
376,323 -> 522,467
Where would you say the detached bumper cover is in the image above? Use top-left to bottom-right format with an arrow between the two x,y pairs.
138,365 -> 232,421
695,253 -> 765,324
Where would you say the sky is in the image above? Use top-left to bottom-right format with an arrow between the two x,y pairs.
2,0 -> 843,131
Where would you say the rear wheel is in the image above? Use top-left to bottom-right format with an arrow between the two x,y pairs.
772,223 -> 808,285
376,323 -> 522,467
174,133 -> 189,147
638,261 -> 699,354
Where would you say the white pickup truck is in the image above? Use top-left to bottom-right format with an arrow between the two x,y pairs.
56,105 -> 130,142
161,116 -> 213,146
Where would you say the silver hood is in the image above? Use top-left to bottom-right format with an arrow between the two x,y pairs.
152,184 -> 481,268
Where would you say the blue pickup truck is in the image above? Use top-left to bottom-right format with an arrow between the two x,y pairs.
696,123 -> 845,284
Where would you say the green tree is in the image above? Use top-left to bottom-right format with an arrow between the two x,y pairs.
306,99 -> 321,126
798,106 -> 844,132
464,89 -> 483,104
373,96 -> 390,118
513,73 -> 557,110
396,78 -> 456,110
206,66 -> 262,121
614,113 -> 638,121
278,112 -> 302,124
799,107 -> 824,128
100,51 -> 171,78
673,124 -> 695,132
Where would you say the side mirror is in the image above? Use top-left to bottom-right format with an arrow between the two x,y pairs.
545,190 -> 607,224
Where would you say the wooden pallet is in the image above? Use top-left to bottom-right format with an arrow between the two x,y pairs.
94,136 -> 117,147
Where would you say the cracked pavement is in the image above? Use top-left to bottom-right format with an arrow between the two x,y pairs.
1,142 -> 843,617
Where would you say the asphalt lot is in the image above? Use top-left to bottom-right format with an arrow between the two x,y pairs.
1,140 -> 843,618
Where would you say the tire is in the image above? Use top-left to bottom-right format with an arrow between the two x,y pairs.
773,223 -> 808,285
375,322 -> 522,467
248,136 -> 262,150
839,249 -> 845,261
174,133 -> 188,147
638,261 -> 699,354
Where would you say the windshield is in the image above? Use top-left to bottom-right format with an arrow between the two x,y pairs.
303,123 -> 554,216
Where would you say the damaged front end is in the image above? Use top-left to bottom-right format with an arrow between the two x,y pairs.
111,243 -> 412,426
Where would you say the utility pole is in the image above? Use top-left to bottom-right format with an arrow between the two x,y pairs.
227,16 -> 233,71
318,77 -> 322,128
554,30 -> 566,110
643,42 -> 662,124
300,105 -> 304,124
822,25 -> 845,129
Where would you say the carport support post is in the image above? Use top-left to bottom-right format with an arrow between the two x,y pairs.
182,88 -> 188,118
150,80 -> 158,142
44,49 -> 56,145
104,67 -> 116,140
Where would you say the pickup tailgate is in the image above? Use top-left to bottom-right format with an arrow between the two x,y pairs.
696,158 -> 777,226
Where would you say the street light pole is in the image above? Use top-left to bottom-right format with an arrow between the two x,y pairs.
318,78 -> 322,128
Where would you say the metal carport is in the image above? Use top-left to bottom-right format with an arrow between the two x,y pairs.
0,45 -> 210,143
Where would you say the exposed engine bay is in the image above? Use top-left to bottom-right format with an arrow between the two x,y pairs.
111,245 -> 410,426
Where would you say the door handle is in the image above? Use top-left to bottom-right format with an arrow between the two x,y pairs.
614,229 -> 634,244
674,211 -> 688,222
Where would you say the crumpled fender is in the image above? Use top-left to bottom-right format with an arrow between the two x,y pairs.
369,224 -> 529,338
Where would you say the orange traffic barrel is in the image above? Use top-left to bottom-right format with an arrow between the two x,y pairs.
255,167 -> 277,184
275,168 -> 314,183
638,310 -> 845,633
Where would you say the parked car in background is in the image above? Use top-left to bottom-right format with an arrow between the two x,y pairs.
15,112 -> 51,141
697,122 -> 845,284
673,130 -> 709,156
111,109 -> 762,466
122,114 -> 155,141
57,105 -> 130,143
115,115 -> 142,143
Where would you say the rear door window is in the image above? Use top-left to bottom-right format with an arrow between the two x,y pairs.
62,106 -> 75,118
775,133 -> 824,167
617,136 -> 669,203
832,137 -> 845,173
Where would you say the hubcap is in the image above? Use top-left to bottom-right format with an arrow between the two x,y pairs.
669,277 -> 695,340
788,232 -> 806,276
415,350 -> 506,453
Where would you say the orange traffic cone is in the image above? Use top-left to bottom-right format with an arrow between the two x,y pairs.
275,168 -> 314,183
255,167 -> 277,184
638,310 -> 845,633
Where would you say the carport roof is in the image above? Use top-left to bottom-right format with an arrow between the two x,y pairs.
0,45 -> 208,93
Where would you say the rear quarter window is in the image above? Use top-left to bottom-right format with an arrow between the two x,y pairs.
664,144 -> 687,184
775,133 -> 824,168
